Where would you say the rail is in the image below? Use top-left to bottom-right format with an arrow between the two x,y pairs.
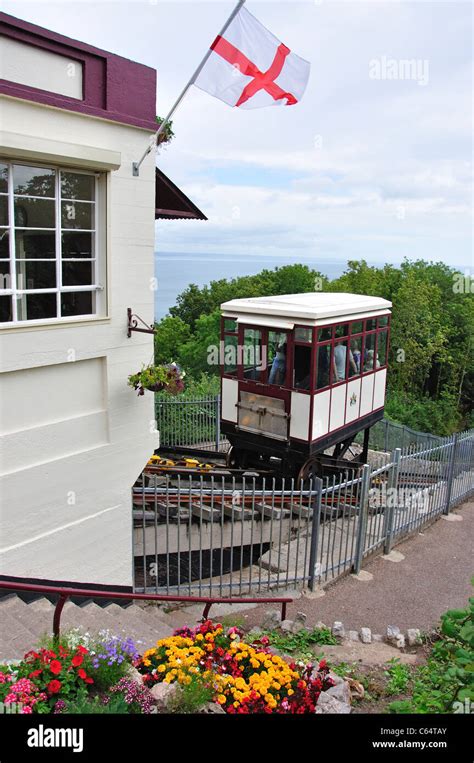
0,580 -> 292,641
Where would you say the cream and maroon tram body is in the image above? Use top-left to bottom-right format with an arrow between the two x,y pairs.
220,293 -> 392,478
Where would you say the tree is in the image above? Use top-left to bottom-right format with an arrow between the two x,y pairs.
154,316 -> 191,365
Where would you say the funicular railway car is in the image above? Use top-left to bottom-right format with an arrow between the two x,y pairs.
220,293 -> 392,480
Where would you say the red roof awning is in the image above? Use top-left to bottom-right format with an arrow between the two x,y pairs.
155,168 -> 207,221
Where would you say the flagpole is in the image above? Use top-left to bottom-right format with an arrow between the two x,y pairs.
133,0 -> 246,176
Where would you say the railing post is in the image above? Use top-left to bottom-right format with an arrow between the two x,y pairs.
53,594 -> 68,643
444,433 -> 458,514
308,477 -> 323,591
215,394 -> 221,451
383,448 -> 401,554
384,419 -> 389,453
352,465 -> 371,574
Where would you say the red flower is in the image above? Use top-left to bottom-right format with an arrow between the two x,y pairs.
71,654 -> 83,667
85,677 -> 94,684
77,645 -> 89,655
47,680 -> 62,694
50,660 -> 62,675
77,668 -> 88,680
29,669 -> 42,678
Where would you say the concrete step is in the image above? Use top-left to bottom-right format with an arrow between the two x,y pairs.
0,598 -> 52,643
0,611 -> 43,662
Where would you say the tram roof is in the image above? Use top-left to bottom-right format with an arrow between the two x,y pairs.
221,292 -> 392,327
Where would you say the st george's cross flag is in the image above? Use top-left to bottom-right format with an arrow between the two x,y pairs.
194,6 -> 310,109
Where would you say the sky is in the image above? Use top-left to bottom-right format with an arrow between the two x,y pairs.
4,0 -> 473,269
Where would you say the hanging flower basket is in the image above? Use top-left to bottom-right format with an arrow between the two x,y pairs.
128,363 -> 185,397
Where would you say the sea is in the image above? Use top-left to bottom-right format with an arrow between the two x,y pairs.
154,251 -> 353,320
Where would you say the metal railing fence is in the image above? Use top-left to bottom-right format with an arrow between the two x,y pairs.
155,394 -> 228,452
133,429 -> 474,595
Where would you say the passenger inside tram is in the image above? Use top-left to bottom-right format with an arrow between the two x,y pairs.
268,340 -> 287,384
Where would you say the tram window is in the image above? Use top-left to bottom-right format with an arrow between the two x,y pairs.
317,327 -> 332,342
378,315 -> 389,328
365,318 -> 377,332
294,327 -> 312,343
363,333 -> 376,372
267,331 -> 287,385
335,323 -> 349,338
316,343 -> 331,389
224,318 -> 237,333
377,329 -> 388,367
351,321 -> 363,334
223,334 -> 238,376
333,339 -> 352,382
294,345 -> 311,389
243,328 -> 262,380
349,337 -> 362,377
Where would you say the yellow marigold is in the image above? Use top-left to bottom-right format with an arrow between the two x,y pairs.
157,664 -> 166,673
195,634 -> 204,641
217,695 -> 226,705
288,689 -> 294,696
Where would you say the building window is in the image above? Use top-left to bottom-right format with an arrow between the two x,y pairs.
0,161 -> 105,325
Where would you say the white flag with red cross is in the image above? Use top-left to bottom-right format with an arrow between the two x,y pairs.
194,6 -> 310,109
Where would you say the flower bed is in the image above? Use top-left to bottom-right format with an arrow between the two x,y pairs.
136,620 -> 334,713
0,622 -> 333,714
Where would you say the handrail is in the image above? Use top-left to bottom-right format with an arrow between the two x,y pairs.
0,580 -> 291,641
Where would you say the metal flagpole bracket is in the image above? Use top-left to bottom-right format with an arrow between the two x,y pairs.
127,307 -> 156,338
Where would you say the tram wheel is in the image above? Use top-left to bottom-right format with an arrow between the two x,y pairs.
225,446 -> 249,470
296,456 -> 323,485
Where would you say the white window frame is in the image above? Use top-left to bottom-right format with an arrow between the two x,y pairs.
0,159 -> 106,327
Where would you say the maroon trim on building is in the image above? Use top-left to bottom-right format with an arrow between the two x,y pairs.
0,12 -> 157,131
155,168 -> 207,220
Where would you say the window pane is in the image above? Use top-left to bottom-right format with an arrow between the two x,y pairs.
0,196 -> 8,226
17,261 -> 56,290
363,333 -> 376,371
316,343 -> 331,389
14,165 -> 55,197
365,318 -> 377,331
14,198 -> 55,228
349,337 -> 362,377
0,295 -> 12,322
62,261 -> 93,286
333,340 -> 348,382
351,321 -> 363,334
0,230 -> 9,258
224,318 -> 237,333
243,328 -> 261,380
377,330 -> 388,367
61,232 -> 94,259
294,345 -> 311,389
378,315 -> 389,328
15,231 -> 56,259
61,201 -> 94,230
267,331 -> 287,385
19,293 -> 57,321
223,334 -> 238,376
294,327 -> 312,343
317,327 -> 332,342
0,164 -> 8,194
61,172 -> 95,201
61,291 -> 93,317
0,260 -> 10,289
335,323 -> 349,338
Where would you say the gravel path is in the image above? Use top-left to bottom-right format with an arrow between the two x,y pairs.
245,500 -> 473,634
